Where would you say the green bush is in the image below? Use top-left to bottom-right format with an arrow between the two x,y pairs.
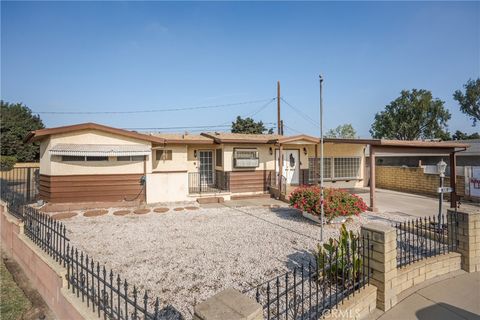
0,156 -> 16,171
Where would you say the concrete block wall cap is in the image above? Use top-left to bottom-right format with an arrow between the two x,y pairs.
362,223 -> 396,234
194,288 -> 262,320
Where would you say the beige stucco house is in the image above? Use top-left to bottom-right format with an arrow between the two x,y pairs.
26,122 -> 467,208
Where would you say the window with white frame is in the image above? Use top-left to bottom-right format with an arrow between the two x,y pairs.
233,148 -> 259,168
156,150 -> 172,161
333,157 -> 361,179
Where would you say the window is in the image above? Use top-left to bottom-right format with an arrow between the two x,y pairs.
117,155 -> 145,161
62,155 -> 85,162
233,149 -> 259,168
333,157 -> 361,179
308,158 -> 332,182
216,149 -> 222,166
156,149 -> 172,161
61,155 -> 108,162
86,156 -> 108,161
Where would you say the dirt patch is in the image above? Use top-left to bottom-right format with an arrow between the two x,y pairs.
173,207 -> 184,211
113,210 -> 131,216
51,212 -> 78,220
133,209 -> 150,215
184,206 -> 199,211
84,209 -> 109,217
2,251 -> 54,319
153,208 -> 169,213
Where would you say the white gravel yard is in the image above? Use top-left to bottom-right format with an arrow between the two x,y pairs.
61,203 -> 409,319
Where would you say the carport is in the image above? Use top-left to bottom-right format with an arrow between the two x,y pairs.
366,140 -> 469,210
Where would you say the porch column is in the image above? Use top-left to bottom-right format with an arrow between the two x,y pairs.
369,145 -> 377,211
278,144 -> 283,192
450,151 -> 457,208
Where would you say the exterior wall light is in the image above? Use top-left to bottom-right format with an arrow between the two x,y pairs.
269,147 -> 273,155
303,147 -> 308,156
194,150 -> 197,158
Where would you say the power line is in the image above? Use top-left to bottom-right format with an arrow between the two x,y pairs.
33,98 -> 275,115
124,122 -> 276,131
280,97 -> 320,128
283,123 -> 303,134
218,98 -> 276,126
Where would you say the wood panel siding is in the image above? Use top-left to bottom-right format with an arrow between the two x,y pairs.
229,170 -> 273,193
39,174 -> 145,203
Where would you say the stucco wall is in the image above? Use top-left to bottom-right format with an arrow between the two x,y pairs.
152,144 -> 188,172
146,172 -> 189,203
40,130 -> 152,176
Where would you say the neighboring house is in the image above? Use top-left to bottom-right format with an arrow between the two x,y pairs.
25,122 -> 469,208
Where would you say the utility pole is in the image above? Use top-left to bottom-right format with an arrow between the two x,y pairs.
319,75 -> 324,241
277,81 -> 282,135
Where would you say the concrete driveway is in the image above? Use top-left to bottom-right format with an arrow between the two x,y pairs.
356,188 -> 462,218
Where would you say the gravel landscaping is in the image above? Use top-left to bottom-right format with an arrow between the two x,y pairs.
60,202 -> 410,319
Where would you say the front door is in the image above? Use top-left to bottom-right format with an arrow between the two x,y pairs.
275,150 -> 300,185
199,150 -> 214,185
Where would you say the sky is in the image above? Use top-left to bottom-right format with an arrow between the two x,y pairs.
1,1 -> 479,137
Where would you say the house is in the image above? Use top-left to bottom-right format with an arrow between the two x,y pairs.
25,122 -> 469,208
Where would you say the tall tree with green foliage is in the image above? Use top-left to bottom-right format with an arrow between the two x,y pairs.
451,130 -> 480,140
370,89 -> 451,140
231,116 -> 273,134
325,124 -> 356,138
0,101 -> 44,162
453,78 -> 480,126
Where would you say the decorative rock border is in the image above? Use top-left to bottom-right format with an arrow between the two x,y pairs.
51,212 -> 78,220
83,210 -> 108,217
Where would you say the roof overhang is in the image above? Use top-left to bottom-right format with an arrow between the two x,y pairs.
25,123 -> 165,144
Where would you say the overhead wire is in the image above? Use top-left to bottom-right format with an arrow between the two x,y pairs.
280,97 -> 320,128
33,98 -> 275,115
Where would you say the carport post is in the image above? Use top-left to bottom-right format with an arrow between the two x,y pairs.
369,145 -> 377,211
450,151 -> 457,208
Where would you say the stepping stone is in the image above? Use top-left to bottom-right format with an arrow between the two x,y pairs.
84,209 -> 108,217
173,207 -> 184,211
184,206 -> 199,210
113,210 -> 130,216
51,212 -> 78,220
153,207 -> 169,213
133,208 -> 150,215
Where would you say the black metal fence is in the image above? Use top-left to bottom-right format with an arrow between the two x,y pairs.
395,213 -> 458,268
0,166 -> 39,203
188,170 -> 230,194
244,236 -> 372,320
1,194 -> 163,320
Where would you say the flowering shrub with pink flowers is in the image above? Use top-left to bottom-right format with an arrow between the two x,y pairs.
289,186 -> 368,221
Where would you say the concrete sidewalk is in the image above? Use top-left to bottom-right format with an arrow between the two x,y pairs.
368,270 -> 480,320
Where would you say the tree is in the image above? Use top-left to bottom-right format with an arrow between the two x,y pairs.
451,130 -> 480,140
453,78 -> 480,126
231,116 -> 273,134
370,89 -> 451,140
325,124 -> 357,139
0,101 -> 44,162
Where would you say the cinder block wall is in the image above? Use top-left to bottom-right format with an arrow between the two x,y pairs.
376,166 -> 465,199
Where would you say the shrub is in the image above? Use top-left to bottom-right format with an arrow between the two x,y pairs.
314,224 -> 362,284
0,156 -> 16,171
289,186 -> 368,221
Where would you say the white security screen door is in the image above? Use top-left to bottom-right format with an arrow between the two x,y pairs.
199,151 -> 214,184
275,150 -> 300,185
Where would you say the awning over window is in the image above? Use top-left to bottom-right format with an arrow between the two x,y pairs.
49,144 -> 151,157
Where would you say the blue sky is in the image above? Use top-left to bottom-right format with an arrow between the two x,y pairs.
1,1 -> 479,137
